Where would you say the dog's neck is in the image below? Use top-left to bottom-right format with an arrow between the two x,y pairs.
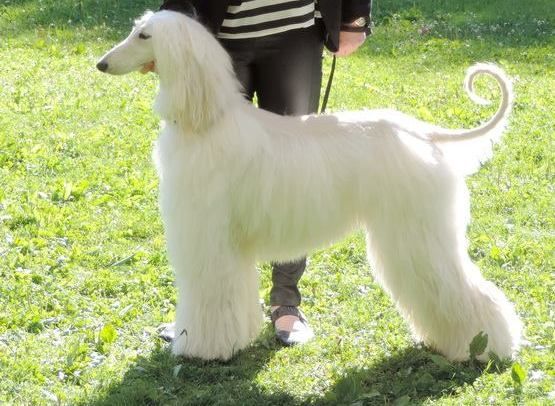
155,69 -> 242,134
152,13 -> 244,134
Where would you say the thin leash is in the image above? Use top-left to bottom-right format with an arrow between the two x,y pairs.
319,54 -> 336,114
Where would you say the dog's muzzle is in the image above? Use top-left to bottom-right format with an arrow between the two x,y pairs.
96,61 -> 108,72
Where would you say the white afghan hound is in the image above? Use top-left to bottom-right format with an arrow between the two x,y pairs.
97,9 -> 522,362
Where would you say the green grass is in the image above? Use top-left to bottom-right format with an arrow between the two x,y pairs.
1,0 -> 554,404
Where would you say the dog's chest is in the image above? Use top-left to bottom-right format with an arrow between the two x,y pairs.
155,127 -> 239,204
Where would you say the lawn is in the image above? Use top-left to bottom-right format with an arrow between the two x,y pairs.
0,0 -> 553,404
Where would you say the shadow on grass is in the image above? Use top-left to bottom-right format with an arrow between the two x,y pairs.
1,0 -> 154,39
3,0 -> 553,48
86,325 -> 302,406
372,0 -> 554,47
317,347 -> 509,405
87,332 -> 507,405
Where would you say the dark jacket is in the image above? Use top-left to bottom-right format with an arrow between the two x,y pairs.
186,0 -> 372,52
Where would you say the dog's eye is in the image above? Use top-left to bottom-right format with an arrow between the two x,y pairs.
138,32 -> 151,40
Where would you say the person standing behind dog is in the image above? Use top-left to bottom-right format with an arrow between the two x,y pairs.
152,0 -> 372,346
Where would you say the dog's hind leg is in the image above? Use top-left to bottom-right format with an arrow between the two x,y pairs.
363,178 -> 521,361
170,247 -> 263,361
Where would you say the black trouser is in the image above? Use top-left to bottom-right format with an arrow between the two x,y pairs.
220,23 -> 325,306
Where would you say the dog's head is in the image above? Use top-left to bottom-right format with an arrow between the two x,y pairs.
96,4 -> 204,77
96,7 -> 241,133
96,12 -> 157,75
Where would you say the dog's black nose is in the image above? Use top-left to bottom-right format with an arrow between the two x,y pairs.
96,61 -> 108,72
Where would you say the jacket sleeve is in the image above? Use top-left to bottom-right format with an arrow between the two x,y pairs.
341,0 -> 372,23
185,0 -> 234,33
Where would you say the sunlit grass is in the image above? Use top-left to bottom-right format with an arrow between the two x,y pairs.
1,0 -> 553,404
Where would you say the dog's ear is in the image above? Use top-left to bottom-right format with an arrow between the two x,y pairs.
150,8 -> 223,132
159,0 -> 198,18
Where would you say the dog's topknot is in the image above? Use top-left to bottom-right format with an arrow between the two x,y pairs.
159,0 -> 197,17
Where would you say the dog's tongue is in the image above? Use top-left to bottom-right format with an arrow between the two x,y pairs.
140,61 -> 156,75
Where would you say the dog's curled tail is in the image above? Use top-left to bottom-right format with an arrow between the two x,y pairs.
431,63 -> 514,175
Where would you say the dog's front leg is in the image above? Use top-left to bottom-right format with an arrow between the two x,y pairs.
155,137 -> 263,360
170,248 -> 263,361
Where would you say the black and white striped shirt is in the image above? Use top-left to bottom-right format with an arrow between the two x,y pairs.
217,0 -> 318,40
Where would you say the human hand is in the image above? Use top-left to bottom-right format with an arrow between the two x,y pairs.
140,61 -> 156,74
334,31 -> 366,57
